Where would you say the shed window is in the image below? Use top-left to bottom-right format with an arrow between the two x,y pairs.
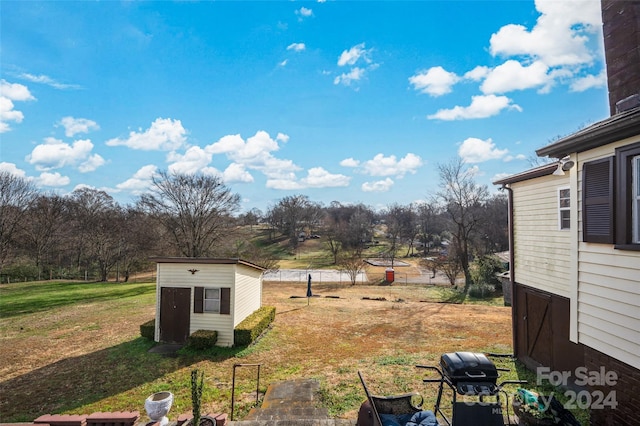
204,288 -> 220,313
558,187 -> 570,230
194,286 -> 231,315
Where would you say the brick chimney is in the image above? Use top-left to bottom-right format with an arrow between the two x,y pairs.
601,0 -> 640,115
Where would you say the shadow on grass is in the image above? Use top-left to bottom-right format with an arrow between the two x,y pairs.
0,337 -> 249,422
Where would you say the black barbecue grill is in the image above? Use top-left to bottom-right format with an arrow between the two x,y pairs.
418,352 -> 527,426
440,351 -> 500,397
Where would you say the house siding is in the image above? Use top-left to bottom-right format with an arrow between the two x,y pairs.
233,265 -> 263,328
576,136 -> 640,370
511,174 -> 572,298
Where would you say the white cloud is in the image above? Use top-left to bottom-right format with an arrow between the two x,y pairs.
167,145 -> 212,175
106,118 -> 187,151
266,178 -> 303,190
362,178 -> 394,192
18,73 -> 81,90
428,94 -> 522,120
60,116 -> 99,137
0,80 -> 35,133
0,98 -> 22,133
570,70 -> 607,92
300,167 -> 350,188
115,165 -> 158,193
287,43 -> 306,52
480,60 -> 550,94
296,7 -> 313,19
492,172 -> 512,183
27,137 -> 105,172
503,154 -> 527,162
1,80 -> 35,101
361,153 -> 423,177
279,59 -> 288,67
222,163 -> 254,183
458,137 -> 509,163
77,153 -> 106,173
464,66 -> 491,81
207,131 -> 301,180
337,43 -> 371,67
489,0 -> 601,67
36,172 -> 70,187
0,162 -> 28,177
408,66 -> 460,97
340,158 -> 360,167
333,67 -> 365,86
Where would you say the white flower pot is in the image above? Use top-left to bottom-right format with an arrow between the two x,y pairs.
144,391 -> 173,426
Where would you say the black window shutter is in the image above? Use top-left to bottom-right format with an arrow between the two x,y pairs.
194,286 -> 204,313
582,157 -> 614,243
220,288 -> 231,315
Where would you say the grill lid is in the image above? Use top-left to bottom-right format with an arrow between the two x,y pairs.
440,352 -> 499,383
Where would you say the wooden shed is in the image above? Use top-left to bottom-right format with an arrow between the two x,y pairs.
151,257 -> 265,347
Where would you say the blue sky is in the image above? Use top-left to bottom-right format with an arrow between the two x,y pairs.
1,0 -> 608,212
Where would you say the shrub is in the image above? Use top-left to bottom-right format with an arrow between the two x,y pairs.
471,255 -> 505,290
187,329 -> 218,349
140,319 -> 155,339
468,283 -> 495,299
234,306 -> 276,346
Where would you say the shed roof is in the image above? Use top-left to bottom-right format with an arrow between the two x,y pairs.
150,257 -> 266,271
492,162 -> 557,186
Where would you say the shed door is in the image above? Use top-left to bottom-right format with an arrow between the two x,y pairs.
516,285 -> 552,369
160,287 -> 191,344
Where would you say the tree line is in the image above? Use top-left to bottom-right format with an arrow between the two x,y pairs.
0,158 -> 508,289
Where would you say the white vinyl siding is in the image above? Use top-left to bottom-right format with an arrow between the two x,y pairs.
511,174 -> 572,298
575,137 -> 640,370
233,265 -> 262,327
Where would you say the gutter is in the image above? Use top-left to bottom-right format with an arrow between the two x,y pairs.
501,184 -> 517,356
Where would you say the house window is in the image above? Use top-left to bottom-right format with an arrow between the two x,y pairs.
204,288 -> 221,313
582,141 -> 640,249
633,155 -> 640,243
558,188 -> 570,230
616,142 -> 640,249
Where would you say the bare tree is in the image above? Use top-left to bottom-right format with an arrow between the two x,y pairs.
266,195 -> 313,247
420,249 -> 463,287
382,204 -> 411,267
139,171 -> 240,258
436,158 -> 489,292
338,249 -> 366,285
477,193 -> 509,254
19,194 -> 67,280
0,172 -> 37,271
68,188 -> 123,281
415,202 -> 444,255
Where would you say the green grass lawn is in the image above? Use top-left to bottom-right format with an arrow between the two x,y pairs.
0,280 -> 589,425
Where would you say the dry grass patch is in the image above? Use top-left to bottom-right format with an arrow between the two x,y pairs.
1,280 -> 513,422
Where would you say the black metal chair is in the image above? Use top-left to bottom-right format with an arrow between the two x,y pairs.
357,371 -> 424,426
